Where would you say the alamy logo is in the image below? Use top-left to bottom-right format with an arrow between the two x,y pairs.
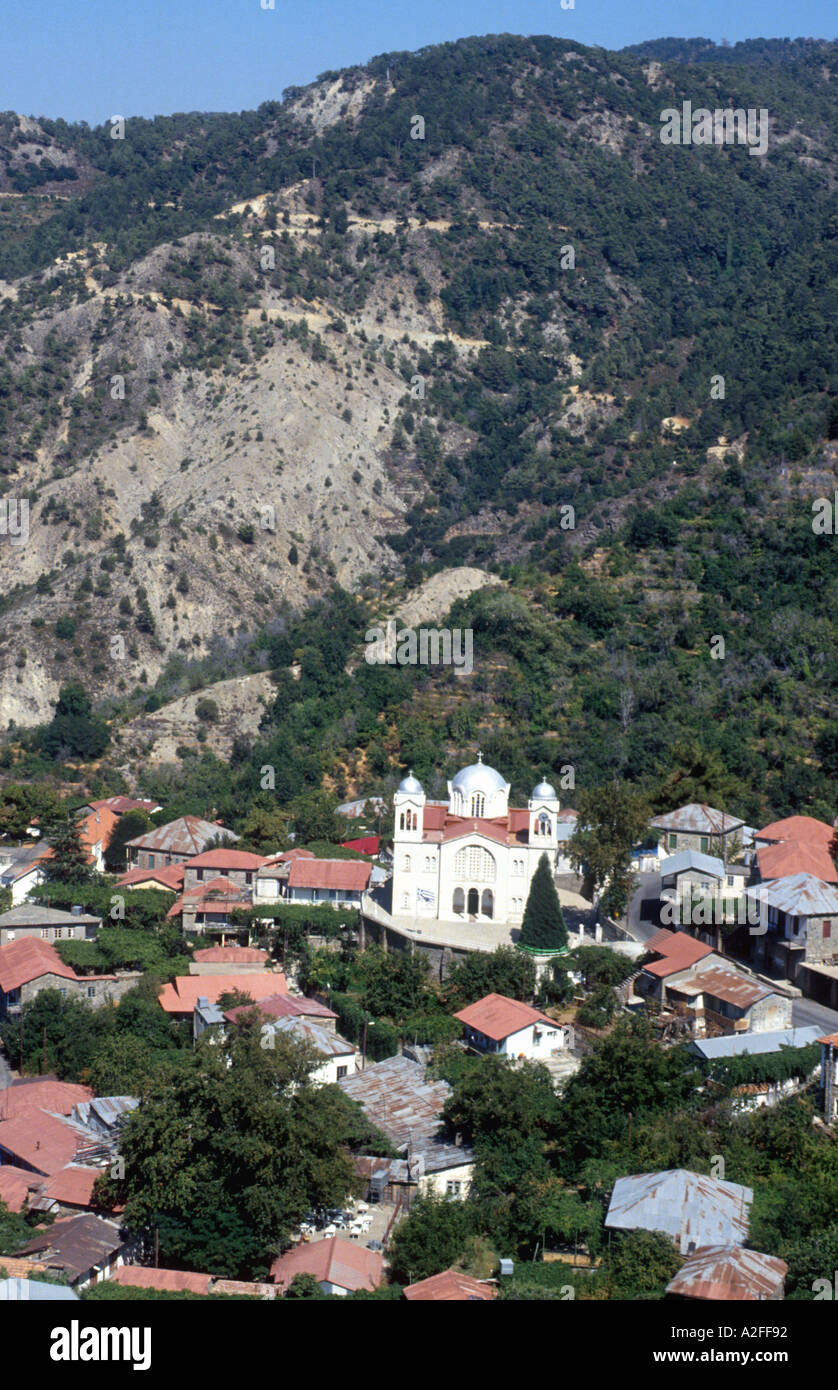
365,619 -> 473,674
50,1322 -> 151,1372
0,498 -> 29,545
660,103 -> 769,157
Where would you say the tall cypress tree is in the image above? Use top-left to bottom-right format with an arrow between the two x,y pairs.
520,852 -> 567,950
41,813 -> 94,886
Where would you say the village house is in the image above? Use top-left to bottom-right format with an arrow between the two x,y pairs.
108,1266 -> 278,1298
279,857 -> 371,908
339,1054 -> 474,1202
0,903 -> 101,948
261,1015 -> 358,1084
114,864 -> 184,893
0,938 -> 139,1021
182,848 -> 267,892
746,873 -> 838,1004
166,876 -> 253,939
78,796 -> 161,819
126,815 -> 239,870
224,992 -> 338,1030
659,850 -> 747,920
0,853 -> 48,905
665,1246 -> 787,1301
649,804 -> 746,859
454,993 -> 572,1060
253,848 -> 314,904
269,1236 -> 384,1296
605,1169 -> 753,1253
638,929 -> 791,1036
157,970 -> 287,1020
15,1214 -> 135,1290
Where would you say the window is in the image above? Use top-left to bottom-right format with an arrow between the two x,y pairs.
470,793 -> 485,817
148,855 -> 155,868
453,845 -> 496,883
446,1181 -> 462,1196
824,921 -> 832,939
87,986 -> 95,999
41,929 -> 49,939
727,875 -> 734,887
245,872 -> 252,884
668,834 -> 677,850
337,1065 -> 348,1079
700,837 -> 709,853
403,855 -> 411,872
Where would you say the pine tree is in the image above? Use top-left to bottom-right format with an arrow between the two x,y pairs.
519,853 -> 567,950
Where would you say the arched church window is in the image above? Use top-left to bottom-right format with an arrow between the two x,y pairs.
470,793 -> 485,818
403,855 -> 411,872
453,845 -> 497,883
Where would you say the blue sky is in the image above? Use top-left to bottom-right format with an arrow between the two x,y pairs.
3,0 -> 836,124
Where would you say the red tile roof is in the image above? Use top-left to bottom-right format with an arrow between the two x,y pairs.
286,859 -> 371,892
642,929 -> 714,978
193,945 -> 268,964
270,1236 -> 383,1293
340,837 -> 380,856
38,1165 -> 100,1209
224,992 -> 336,1025
0,1164 -> 39,1212
111,1266 -> 212,1294
454,993 -> 556,1042
0,1079 -> 92,1121
158,972 -> 287,1014
0,1111 -> 80,1175
756,840 -> 838,883
817,1032 -> 838,1046
754,816 -> 836,850
404,1269 -> 497,1301
115,864 -> 184,891
187,849 -> 268,870
0,938 -> 78,994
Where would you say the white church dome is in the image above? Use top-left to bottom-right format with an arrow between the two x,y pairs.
397,770 -> 423,795
450,755 -> 507,797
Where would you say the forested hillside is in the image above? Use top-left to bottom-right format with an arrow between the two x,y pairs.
0,33 -> 837,827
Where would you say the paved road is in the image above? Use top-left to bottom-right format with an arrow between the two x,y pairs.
626,872 -> 662,943
791,996 -> 838,1035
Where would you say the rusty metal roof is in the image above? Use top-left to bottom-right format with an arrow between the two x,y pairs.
339,1055 -> 473,1173
605,1169 -> 752,1248
650,804 -> 744,835
126,815 -> 238,856
666,1245 -> 787,1301
746,871 -> 838,916
686,967 -> 773,1010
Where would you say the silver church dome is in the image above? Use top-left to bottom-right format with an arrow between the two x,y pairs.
397,770 -> 423,794
532,779 -> 558,800
450,754 -> 508,796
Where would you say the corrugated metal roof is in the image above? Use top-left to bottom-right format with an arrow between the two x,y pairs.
660,850 -> 725,878
745,871 -> 838,915
605,1169 -> 752,1248
686,967 -> 772,1009
650,804 -> 744,835
666,1245 -> 787,1301
339,1055 -> 474,1173
126,816 -> 238,855
690,1026 -> 821,1059
266,1016 -> 355,1057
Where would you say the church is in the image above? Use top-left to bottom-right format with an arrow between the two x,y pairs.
391,755 -> 569,929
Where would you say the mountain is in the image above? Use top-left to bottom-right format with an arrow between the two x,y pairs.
1,34 -> 837,826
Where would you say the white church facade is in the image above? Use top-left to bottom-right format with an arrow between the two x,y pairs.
391,756 -> 572,929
